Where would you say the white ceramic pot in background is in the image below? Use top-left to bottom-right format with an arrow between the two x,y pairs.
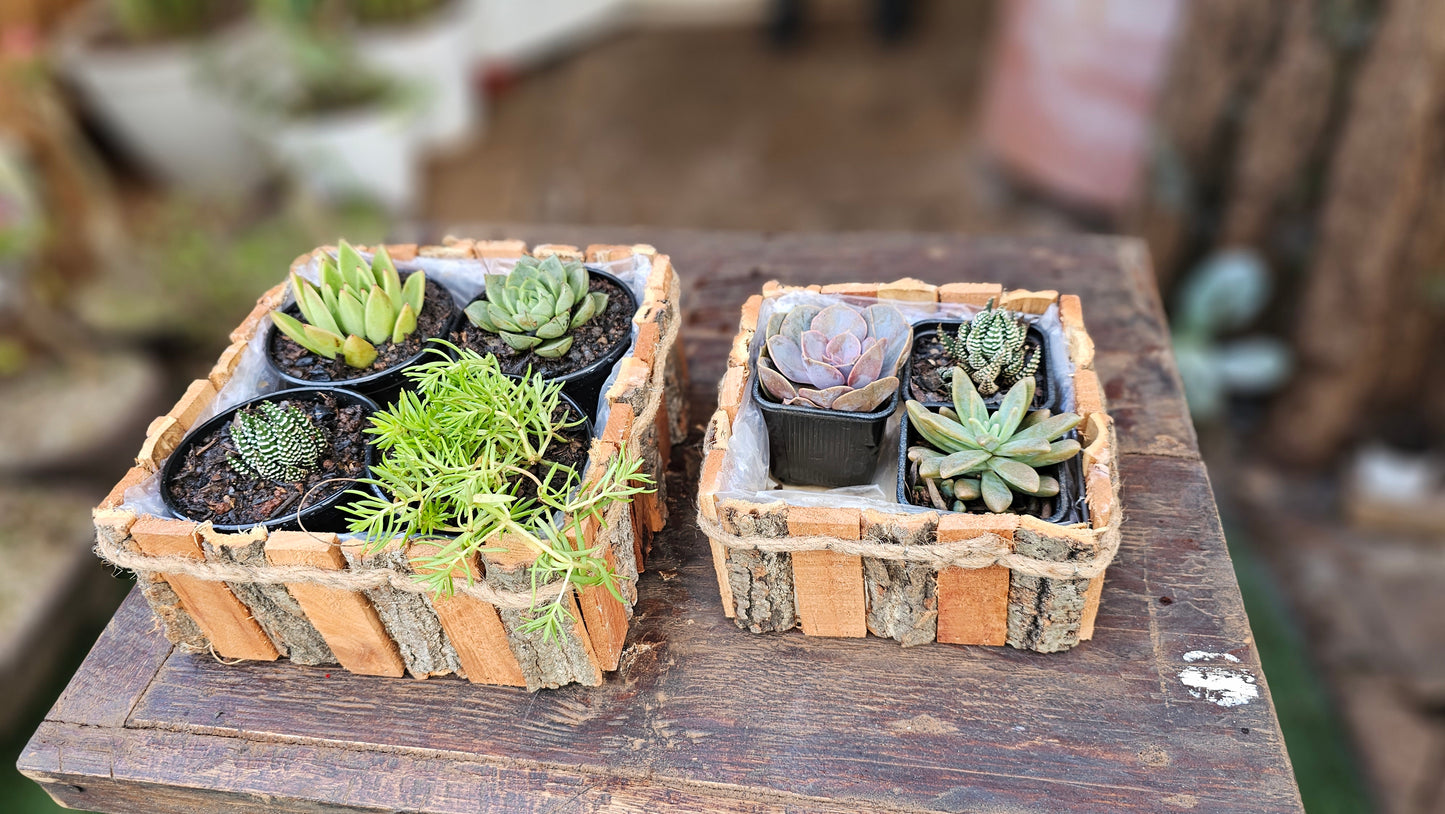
358,0 -> 481,152
469,0 -> 628,69
57,7 -> 266,197
267,107 -> 417,214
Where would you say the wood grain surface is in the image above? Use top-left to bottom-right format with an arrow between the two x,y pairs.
20,229 -> 1300,813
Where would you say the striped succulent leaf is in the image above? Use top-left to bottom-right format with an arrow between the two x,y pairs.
227,401 -> 327,483
939,298 -> 1040,397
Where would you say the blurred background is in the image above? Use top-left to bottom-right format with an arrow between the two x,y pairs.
2,1 -> 1443,811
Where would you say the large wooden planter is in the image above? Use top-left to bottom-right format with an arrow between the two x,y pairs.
698,279 -> 1118,653
92,239 -> 687,690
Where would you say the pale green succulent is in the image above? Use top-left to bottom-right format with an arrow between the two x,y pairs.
271,240 -> 425,369
228,401 -> 326,482
906,370 -> 1080,514
464,255 -> 607,359
939,298 -> 1039,397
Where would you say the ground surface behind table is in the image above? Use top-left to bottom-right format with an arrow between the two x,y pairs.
19,229 -> 1303,814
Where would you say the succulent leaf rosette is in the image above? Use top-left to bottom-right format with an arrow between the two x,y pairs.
227,402 -> 326,483
464,255 -> 607,359
906,369 -> 1081,514
271,240 -> 425,369
940,298 -> 1040,397
757,302 -> 912,412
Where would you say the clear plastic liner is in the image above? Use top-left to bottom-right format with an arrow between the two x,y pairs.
716,290 -> 1072,515
122,248 -> 651,533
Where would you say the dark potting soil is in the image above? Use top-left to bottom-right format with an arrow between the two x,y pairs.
166,393 -> 369,526
268,276 -> 458,383
907,326 -> 1046,408
450,275 -> 633,379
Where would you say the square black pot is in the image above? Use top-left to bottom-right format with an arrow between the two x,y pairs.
896,411 -> 1087,525
752,374 -> 900,488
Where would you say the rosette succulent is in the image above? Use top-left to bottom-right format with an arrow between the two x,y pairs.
757,302 -> 912,412
271,240 -> 425,369
906,370 -> 1081,513
228,401 -> 326,482
464,254 -> 607,359
939,298 -> 1039,396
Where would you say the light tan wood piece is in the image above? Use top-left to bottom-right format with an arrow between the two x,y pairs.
934,514 -> 1017,646
265,531 -> 405,678
407,542 -> 526,687
786,507 -> 865,638
130,517 -> 279,662
1079,576 -> 1106,641
938,282 -> 1004,307
877,277 -> 939,302
167,379 -> 217,431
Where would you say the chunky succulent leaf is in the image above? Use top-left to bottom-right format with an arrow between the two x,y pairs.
500,331 -> 542,351
980,470 -> 1013,513
826,331 -> 862,366
799,385 -> 852,409
483,273 -> 510,304
989,458 -> 1040,494
801,356 -> 847,389
319,254 -> 345,295
402,270 -> 426,316
994,435 -> 1051,458
535,314 -> 569,340
487,302 -> 522,333
377,255 -> 403,305
812,303 -> 868,342
800,330 -> 828,363
778,305 -> 820,346
966,417 -> 1000,451
758,364 -> 798,402
336,289 -> 367,339
832,375 -> 897,412
566,263 -> 589,306
846,338 -> 885,387
864,304 -> 911,374
535,336 -> 573,358
1020,408 -> 1051,429
906,400 -> 979,452
392,303 -> 417,345
939,406 -> 960,422
1013,439 -> 1081,468
993,376 -> 1035,441
465,301 -> 497,332
273,311 -> 333,358
1030,475 -> 1061,498
342,334 -> 378,368
572,292 -> 606,328
553,283 -> 575,318
766,335 -> 812,383
954,477 -> 982,501
765,311 -> 785,338
939,448 -> 991,478
364,286 -> 395,345
1010,411 -> 1082,443
951,368 -> 990,427
338,240 -> 372,290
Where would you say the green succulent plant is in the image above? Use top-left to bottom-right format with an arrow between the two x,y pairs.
464,255 -> 607,359
939,298 -> 1040,397
271,240 -> 425,369
227,401 -> 327,482
905,369 -> 1081,514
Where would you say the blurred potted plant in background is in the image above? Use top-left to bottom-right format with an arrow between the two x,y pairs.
227,0 -> 418,212
1171,249 -> 1292,423
351,0 -> 480,150
55,0 -> 267,195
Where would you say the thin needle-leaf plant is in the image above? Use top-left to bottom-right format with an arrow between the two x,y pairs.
343,346 -> 653,643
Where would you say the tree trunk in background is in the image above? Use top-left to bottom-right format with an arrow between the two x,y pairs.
1133,0 -> 1445,462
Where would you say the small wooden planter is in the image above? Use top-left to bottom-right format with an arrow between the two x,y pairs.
92,239 -> 687,690
699,279 -> 1118,653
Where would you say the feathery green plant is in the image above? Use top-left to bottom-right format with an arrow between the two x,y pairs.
343,347 -> 653,643
271,240 -> 425,369
464,255 -> 608,359
906,370 -> 1080,514
939,298 -> 1040,397
228,401 -> 327,482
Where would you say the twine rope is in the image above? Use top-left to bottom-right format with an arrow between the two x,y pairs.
93,270 -> 685,612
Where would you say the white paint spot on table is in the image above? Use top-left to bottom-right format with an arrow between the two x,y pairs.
1178,651 -> 1258,707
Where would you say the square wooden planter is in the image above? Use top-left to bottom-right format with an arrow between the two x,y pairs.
92,239 -> 688,690
698,279 -> 1118,653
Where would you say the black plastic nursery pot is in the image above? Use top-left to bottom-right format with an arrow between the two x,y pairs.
264,275 -> 463,406
161,387 -> 379,534
904,320 -> 1059,412
455,266 -> 638,420
753,374 -> 901,488
895,412 -> 1086,525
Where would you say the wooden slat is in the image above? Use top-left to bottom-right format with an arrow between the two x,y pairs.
264,532 -> 404,678
129,517 -> 279,662
406,542 -> 526,687
569,518 -> 631,671
934,514 -> 1018,646
787,508 -> 865,638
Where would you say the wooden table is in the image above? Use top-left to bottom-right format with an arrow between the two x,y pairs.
19,230 -> 1304,813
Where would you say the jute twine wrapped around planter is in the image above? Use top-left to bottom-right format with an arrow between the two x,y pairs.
94,240 -> 688,690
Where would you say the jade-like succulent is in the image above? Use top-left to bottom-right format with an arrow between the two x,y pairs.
271,240 -> 425,369
939,298 -> 1039,397
757,302 -> 912,412
228,401 -> 326,482
906,370 -> 1080,513
464,255 -> 607,359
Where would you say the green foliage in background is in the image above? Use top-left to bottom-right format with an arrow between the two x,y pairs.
344,349 -> 653,643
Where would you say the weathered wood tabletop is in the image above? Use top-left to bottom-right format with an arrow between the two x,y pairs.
20,229 -> 1304,813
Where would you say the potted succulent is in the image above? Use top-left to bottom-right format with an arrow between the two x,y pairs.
752,300 -> 911,487
900,371 -> 1084,523
344,349 -> 652,640
450,254 -> 636,418
264,240 -> 460,404
161,387 -> 378,531
56,0 -> 266,195
352,0 -> 480,150
904,298 -> 1055,411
